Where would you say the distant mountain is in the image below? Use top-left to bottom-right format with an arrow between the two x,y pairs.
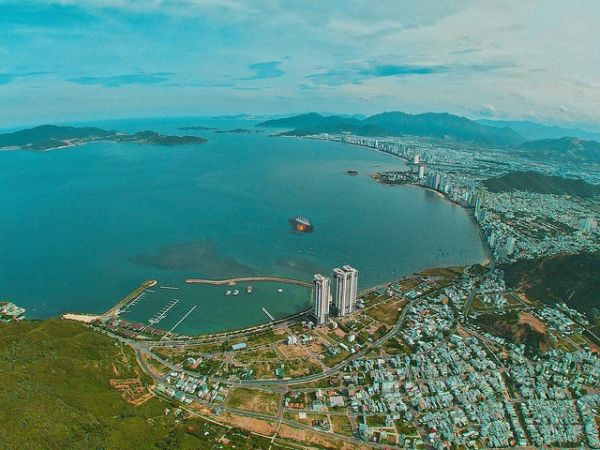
517,136 -> 600,164
0,125 -> 113,150
0,125 -> 207,151
483,170 -> 600,198
502,253 -> 600,318
257,112 -> 525,147
476,119 -> 600,141
258,112 -> 362,129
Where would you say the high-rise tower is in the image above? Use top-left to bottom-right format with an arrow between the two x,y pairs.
333,265 -> 358,317
312,274 -> 330,325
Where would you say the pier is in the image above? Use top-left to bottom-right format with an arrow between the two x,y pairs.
119,291 -> 146,314
262,307 -> 275,321
186,276 -> 312,288
100,280 -> 157,319
149,298 -> 180,325
168,305 -> 197,334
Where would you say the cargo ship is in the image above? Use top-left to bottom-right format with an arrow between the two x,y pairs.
289,216 -> 314,233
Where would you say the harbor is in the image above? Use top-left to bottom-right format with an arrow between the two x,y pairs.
88,278 -> 312,336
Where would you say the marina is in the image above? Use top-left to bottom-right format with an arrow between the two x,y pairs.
111,279 -> 312,335
148,298 -> 180,325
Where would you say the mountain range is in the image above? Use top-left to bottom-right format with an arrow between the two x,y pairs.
258,112 -> 523,147
258,112 -> 600,164
475,119 -> 600,141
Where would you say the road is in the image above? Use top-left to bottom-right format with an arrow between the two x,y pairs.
131,281 -> 456,391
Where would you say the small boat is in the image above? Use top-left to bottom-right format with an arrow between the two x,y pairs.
233,290 -> 239,296
277,288 -> 283,293
225,290 -> 232,296
246,285 -> 253,294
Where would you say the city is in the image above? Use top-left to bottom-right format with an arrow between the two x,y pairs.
1,2 -> 599,449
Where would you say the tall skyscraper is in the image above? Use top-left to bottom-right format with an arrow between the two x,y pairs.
312,274 -> 330,325
418,164 -> 425,179
342,265 -> 358,314
413,154 -> 420,164
333,265 -> 358,317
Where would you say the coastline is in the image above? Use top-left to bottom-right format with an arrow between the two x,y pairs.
55,132 -> 491,336
374,177 -> 493,267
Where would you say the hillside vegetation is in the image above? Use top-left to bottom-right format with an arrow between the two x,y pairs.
483,170 -> 600,198
0,320 -> 266,450
502,253 -> 600,316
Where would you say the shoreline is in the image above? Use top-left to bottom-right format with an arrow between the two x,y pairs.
370,171 -> 493,268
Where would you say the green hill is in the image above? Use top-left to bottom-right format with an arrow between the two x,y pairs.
0,125 -> 114,150
502,253 -> 600,318
518,136 -> 600,164
483,170 -> 600,198
0,319 -> 268,450
257,111 -> 524,147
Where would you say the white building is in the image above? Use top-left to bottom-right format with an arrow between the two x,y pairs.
418,164 -> 425,179
505,236 -> 516,256
333,265 -> 358,317
312,274 -> 331,325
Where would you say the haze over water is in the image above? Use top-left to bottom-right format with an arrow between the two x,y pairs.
0,118 -> 486,333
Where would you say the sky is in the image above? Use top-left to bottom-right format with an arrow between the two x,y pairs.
1,0 -> 599,129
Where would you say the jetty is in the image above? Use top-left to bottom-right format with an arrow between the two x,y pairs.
100,280 -> 157,320
185,276 -> 312,288
262,307 -> 275,321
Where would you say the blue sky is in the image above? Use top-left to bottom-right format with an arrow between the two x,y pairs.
1,0 -> 599,129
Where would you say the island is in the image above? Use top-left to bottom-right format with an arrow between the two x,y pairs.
0,125 -> 207,151
178,125 -> 218,131
214,128 -> 262,134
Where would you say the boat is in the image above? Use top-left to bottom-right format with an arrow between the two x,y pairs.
289,216 -> 314,233
277,288 -> 283,293
233,290 -> 239,296
246,285 -> 253,294
225,290 -> 232,296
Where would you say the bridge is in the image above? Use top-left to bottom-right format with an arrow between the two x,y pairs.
185,276 -> 312,289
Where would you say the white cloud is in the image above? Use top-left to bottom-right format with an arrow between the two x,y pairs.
0,0 -> 599,128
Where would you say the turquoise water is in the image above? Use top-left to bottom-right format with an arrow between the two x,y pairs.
122,281 -> 311,335
0,117 -> 486,333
